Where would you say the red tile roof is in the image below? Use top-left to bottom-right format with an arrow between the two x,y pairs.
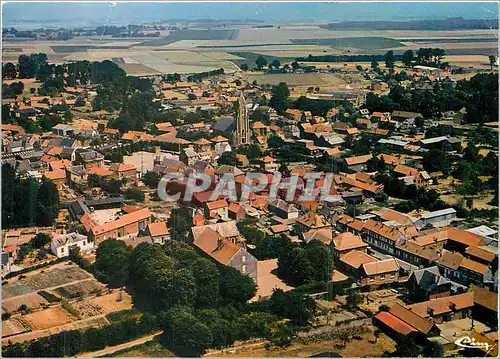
332,232 -> 367,251
340,250 -> 377,269
92,208 -> 150,235
389,303 -> 435,335
147,221 -> 169,237
375,311 -> 418,335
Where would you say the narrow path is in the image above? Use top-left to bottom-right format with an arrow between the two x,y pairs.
77,331 -> 163,358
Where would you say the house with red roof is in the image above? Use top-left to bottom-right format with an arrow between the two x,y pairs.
146,221 -> 170,244
89,207 -> 151,243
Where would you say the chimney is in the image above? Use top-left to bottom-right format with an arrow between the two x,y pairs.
155,146 -> 161,154
216,238 -> 224,250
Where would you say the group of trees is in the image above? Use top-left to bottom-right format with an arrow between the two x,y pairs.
187,68 -> 224,82
278,240 -> 333,286
90,238 -> 314,356
237,220 -> 287,260
269,82 -> 290,113
2,164 -> 59,228
387,336 -> 444,358
365,73 -> 498,124
2,81 -> 24,98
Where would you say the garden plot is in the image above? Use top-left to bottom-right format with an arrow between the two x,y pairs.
2,317 -> 32,337
2,264 -> 92,299
89,290 -> 133,313
2,292 -> 49,314
53,278 -> 106,299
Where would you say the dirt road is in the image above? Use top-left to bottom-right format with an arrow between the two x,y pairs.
77,331 -> 162,358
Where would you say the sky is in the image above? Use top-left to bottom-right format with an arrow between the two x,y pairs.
2,2 -> 499,28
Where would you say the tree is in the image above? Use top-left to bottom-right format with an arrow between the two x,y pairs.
384,50 -> 394,70
466,197 -> 474,209
391,336 -> 421,357
277,246 -> 313,286
267,321 -> 294,348
271,59 -> 281,69
255,56 -> 267,70
269,82 -> 289,113
3,62 -> 17,79
197,309 -> 235,349
422,340 -> 444,357
187,93 -> 197,101
94,239 -> 133,287
305,240 -> 332,282
167,207 -> 193,241
161,305 -> 213,357
373,329 -> 381,343
124,187 -> 145,202
355,65 -> 363,72
36,180 -> 59,226
291,61 -> 300,70
371,59 -> 379,70
142,171 -> 162,189
378,304 -> 390,312
31,233 -> 51,249
346,291 -> 363,309
193,258 -> 220,308
402,50 -> 414,68
489,55 -> 496,70
219,266 -> 256,304
269,289 -> 315,326
240,63 -> 248,71
218,151 -> 239,166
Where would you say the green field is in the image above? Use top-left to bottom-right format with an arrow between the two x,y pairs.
291,37 -> 403,49
140,29 -> 239,46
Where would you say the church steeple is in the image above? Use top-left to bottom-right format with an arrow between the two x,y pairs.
233,91 -> 249,146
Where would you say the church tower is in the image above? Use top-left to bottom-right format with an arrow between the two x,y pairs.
233,91 -> 249,147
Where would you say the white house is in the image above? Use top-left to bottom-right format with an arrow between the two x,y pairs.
51,232 -> 94,258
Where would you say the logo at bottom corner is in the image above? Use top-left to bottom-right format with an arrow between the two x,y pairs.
454,336 -> 491,351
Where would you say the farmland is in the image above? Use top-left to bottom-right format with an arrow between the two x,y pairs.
1,262 -> 133,345
3,24 -> 497,77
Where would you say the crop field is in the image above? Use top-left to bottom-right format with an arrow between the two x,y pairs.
246,72 -> 349,87
292,37 -> 403,49
139,29 -> 239,46
2,317 -> 31,337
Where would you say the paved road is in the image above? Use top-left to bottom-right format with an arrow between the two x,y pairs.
77,331 -> 162,358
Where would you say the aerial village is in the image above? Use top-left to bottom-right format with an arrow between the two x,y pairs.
1,49 -> 498,357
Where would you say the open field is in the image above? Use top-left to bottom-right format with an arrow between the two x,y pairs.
211,327 -> 396,358
89,290 -> 133,313
246,73 -> 349,87
3,25 -> 497,75
23,306 -> 74,330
